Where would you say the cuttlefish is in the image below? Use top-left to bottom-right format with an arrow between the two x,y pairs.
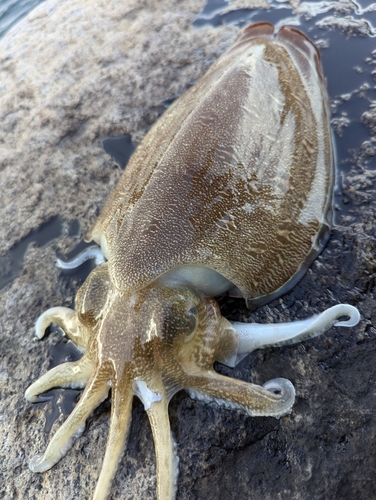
26,22 -> 360,499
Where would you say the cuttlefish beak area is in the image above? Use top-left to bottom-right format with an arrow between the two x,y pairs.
25,269 -> 294,500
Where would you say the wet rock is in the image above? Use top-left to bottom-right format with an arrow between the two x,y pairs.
362,101 -> 376,135
1,1 -> 376,500
228,0 -> 270,10
317,14 -> 376,36
297,0 -> 365,18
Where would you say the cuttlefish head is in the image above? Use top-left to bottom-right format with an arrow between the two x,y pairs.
26,263 -> 295,500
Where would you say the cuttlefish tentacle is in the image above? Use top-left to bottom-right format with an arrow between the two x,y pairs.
35,307 -> 89,350
25,355 -> 93,402
29,369 -> 109,473
230,304 -> 360,363
93,380 -> 133,500
146,390 -> 179,500
56,245 -> 106,270
184,372 -> 295,418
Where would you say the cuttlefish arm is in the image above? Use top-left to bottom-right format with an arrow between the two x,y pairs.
185,372 -> 295,417
93,378 -> 134,500
219,304 -> 360,367
95,377 -> 178,500
146,390 -> 179,500
34,306 -> 89,350
28,368 -> 110,473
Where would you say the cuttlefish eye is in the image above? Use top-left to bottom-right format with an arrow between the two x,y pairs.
187,305 -> 198,328
184,305 -> 198,342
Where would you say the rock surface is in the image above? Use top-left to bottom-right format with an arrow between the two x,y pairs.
1,0 -> 376,499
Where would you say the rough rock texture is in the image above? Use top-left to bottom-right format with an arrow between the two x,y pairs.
1,0 -> 376,499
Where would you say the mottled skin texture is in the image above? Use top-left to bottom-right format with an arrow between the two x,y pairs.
26,23 -> 338,500
26,265 -> 295,499
88,24 -> 332,304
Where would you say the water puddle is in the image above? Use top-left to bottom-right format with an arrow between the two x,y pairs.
0,216 -> 73,291
101,134 -> 136,169
0,0 -> 47,39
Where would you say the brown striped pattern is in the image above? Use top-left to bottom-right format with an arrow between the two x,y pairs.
87,23 -> 332,302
